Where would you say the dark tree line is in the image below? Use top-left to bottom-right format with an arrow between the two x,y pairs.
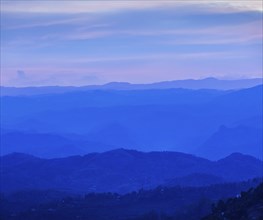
0,178 -> 261,220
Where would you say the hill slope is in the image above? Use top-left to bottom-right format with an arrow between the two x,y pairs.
202,182 -> 263,220
1,179 -> 261,220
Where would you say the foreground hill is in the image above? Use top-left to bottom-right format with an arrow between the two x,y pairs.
0,179 -> 261,220
202,182 -> 263,220
1,149 -> 262,193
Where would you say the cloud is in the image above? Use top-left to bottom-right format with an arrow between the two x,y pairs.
1,1 -> 262,14
1,1 -> 262,86
16,70 -> 27,79
3,68 -> 103,87
64,19 -> 262,40
1,1 -> 262,34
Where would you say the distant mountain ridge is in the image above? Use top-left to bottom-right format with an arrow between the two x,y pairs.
1,85 -> 262,160
197,125 -> 263,160
1,77 -> 262,96
1,149 -> 262,194
0,131 -> 114,158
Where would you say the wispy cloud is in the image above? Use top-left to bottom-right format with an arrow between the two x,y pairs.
69,51 -> 249,64
63,19 -> 262,40
4,19 -> 260,49
1,0 -> 262,86
1,1 -> 262,14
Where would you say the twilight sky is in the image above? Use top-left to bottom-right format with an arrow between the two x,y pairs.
1,1 -> 262,86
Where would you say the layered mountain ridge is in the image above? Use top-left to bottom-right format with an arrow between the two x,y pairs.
1,149 -> 262,194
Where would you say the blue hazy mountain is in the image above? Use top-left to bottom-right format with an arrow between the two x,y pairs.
0,131 -> 114,158
1,78 -> 262,96
1,85 -> 262,159
197,125 -> 263,160
1,149 -> 262,194
166,173 -> 225,187
0,88 -> 227,117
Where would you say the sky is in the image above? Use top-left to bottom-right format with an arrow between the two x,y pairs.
1,0 -> 263,86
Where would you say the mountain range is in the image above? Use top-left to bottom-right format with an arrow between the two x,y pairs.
1,84 -> 262,160
1,79 -> 262,219
1,149 -> 262,194
1,78 -> 262,96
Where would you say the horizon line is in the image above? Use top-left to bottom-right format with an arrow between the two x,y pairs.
1,77 -> 263,88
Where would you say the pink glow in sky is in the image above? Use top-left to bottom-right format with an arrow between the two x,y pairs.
1,1 -> 262,86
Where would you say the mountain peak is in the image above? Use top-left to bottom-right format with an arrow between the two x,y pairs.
218,152 -> 261,163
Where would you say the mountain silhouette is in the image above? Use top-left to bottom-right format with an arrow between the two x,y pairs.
1,85 -> 262,159
0,131 -> 115,158
1,149 -> 262,194
1,78 -> 262,96
197,125 -> 262,160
